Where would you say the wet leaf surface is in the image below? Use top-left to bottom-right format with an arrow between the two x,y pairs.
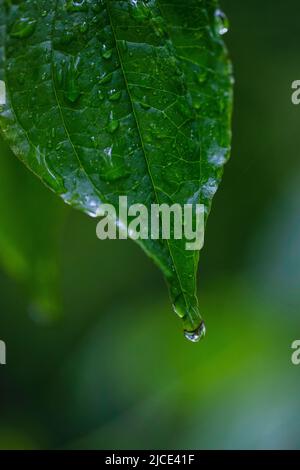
0,0 -> 233,336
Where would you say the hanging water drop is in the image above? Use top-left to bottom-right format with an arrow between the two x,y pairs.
184,321 -> 206,343
214,9 -> 229,36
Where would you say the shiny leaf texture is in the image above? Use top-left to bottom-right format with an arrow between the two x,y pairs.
0,0 -> 233,337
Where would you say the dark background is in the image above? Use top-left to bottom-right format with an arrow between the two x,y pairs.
0,0 -> 299,449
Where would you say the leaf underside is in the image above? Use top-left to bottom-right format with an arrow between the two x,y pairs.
0,0 -> 233,334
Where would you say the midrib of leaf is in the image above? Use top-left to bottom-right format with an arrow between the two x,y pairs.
106,1 -> 198,331
50,0 -> 106,207
156,0 -> 201,281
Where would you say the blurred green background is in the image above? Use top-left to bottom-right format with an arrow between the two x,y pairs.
0,0 -> 300,450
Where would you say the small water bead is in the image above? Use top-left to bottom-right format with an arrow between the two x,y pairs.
196,69 -> 208,84
107,119 -> 119,134
140,101 -> 151,110
101,45 -> 113,60
214,9 -> 229,36
108,90 -> 122,102
80,21 -> 88,33
64,57 -> 81,103
91,136 -> 97,148
119,40 -> 128,53
184,321 -> 206,343
10,17 -> 37,39
98,90 -> 105,101
99,73 -> 112,85
130,2 -> 151,22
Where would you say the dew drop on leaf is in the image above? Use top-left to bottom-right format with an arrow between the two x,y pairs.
99,72 -> 112,85
64,57 -> 81,103
140,100 -> 151,110
66,0 -> 88,13
214,9 -> 229,36
79,21 -> 88,33
100,146 -> 129,182
107,118 -> 119,134
102,49 -> 113,60
98,90 -> 105,101
108,90 -> 122,102
10,17 -> 37,39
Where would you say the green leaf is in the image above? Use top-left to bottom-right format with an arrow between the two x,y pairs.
0,135 -> 65,320
0,0 -> 233,337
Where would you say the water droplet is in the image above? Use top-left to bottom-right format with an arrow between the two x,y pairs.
10,17 -> 37,39
66,0 -> 88,13
201,177 -> 218,199
130,2 -> 150,22
80,21 -> 88,33
64,57 -> 81,103
99,72 -> 112,85
119,40 -> 128,53
100,146 -> 129,182
107,119 -> 119,134
208,144 -> 228,167
184,321 -> 206,343
214,9 -> 229,36
196,68 -> 207,84
108,90 -> 122,101
193,101 -> 201,111
140,101 -> 151,110
91,136 -> 97,148
101,45 -> 113,60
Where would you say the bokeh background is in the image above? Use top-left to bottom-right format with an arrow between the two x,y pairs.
0,0 -> 300,450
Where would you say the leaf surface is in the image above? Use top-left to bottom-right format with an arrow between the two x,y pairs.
0,0 -> 233,336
